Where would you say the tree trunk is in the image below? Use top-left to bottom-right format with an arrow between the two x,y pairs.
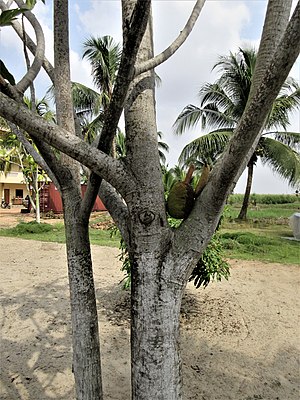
62,188 -> 103,400
131,259 -> 184,399
34,169 -> 41,223
237,159 -> 255,220
53,2 -> 103,398
122,2 -> 185,398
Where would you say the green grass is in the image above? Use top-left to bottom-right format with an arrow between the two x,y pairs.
0,221 -> 120,247
219,230 -> 299,264
220,203 -> 300,264
226,203 -> 300,220
0,204 -> 299,264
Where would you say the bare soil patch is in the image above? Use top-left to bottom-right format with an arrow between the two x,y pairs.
0,237 -> 299,399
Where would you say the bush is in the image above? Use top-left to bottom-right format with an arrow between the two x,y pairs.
228,193 -> 298,205
220,231 -> 276,254
11,221 -> 53,234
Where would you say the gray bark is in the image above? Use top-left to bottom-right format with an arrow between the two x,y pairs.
53,1 -> 103,398
250,0 -> 293,97
122,3 -> 183,398
62,190 -> 103,400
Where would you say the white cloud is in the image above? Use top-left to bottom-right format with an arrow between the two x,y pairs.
70,50 -> 94,88
75,0 -> 122,42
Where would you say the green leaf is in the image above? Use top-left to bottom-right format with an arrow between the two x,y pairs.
24,0 -> 46,10
0,60 -> 16,85
25,0 -> 37,9
0,9 -> 25,26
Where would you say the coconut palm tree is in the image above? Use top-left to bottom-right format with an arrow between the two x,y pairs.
116,129 -> 169,166
74,35 -> 165,161
83,35 -> 121,105
69,36 -> 122,148
174,47 -> 300,219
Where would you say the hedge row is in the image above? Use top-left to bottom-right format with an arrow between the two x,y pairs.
228,193 -> 299,205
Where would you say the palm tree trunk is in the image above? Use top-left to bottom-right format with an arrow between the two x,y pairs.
237,159 -> 255,220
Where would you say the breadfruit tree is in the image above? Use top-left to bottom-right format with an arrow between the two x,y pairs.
0,0 -> 299,399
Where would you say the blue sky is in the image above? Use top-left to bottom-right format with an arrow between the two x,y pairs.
0,0 -> 299,194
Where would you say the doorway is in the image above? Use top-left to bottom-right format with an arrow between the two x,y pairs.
4,189 -> 10,204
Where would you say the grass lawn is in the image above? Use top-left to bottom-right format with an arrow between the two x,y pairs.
0,203 -> 299,265
219,202 -> 300,265
0,218 -> 120,248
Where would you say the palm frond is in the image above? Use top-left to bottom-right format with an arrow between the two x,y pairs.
265,77 -> 299,130
268,131 -> 300,151
71,82 -> 102,117
83,35 -> 121,97
116,129 -> 126,158
173,104 -> 203,135
179,129 -> 232,166
260,137 -> 300,186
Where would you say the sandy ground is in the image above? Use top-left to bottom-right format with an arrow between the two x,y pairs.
0,209 -> 299,399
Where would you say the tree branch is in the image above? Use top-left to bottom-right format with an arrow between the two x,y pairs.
98,181 -> 130,245
250,0 -> 293,99
8,123 -> 61,189
134,0 -> 205,76
0,0 -> 55,82
81,0 -> 151,217
172,0 -> 300,280
0,92 -> 136,197
12,0 -> 45,94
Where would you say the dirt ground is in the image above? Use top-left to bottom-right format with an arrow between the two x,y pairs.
0,207 -> 59,228
0,209 -> 299,399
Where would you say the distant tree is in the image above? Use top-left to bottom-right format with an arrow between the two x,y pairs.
174,47 -> 300,219
0,97 -> 55,222
0,129 -> 48,221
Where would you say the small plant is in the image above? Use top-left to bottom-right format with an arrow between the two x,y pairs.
12,221 -> 52,234
168,217 -> 230,289
110,225 -> 131,289
189,235 -> 230,288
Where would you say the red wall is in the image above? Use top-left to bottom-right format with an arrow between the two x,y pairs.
40,183 -> 106,213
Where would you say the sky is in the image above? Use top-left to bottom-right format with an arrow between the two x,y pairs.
0,0 -> 299,194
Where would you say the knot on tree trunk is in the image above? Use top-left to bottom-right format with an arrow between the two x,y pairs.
138,209 -> 155,226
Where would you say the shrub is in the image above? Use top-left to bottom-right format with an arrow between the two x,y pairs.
12,221 -> 53,234
228,193 -> 298,205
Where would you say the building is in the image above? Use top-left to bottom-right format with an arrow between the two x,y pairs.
0,126 -> 106,212
40,182 -> 106,213
0,163 -> 30,206
0,125 -> 30,206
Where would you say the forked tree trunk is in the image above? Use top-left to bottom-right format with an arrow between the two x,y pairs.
122,2 -> 185,398
237,160 -> 255,220
62,189 -> 103,400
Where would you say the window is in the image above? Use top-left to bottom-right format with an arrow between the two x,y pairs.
15,189 -> 23,198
